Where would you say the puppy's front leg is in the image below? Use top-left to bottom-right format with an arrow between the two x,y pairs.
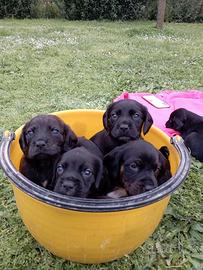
41,180 -> 49,188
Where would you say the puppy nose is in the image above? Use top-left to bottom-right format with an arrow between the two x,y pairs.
62,181 -> 74,190
36,140 -> 46,148
120,124 -> 129,132
165,120 -> 171,128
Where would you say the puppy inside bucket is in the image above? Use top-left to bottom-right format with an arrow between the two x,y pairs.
17,100 -> 171,199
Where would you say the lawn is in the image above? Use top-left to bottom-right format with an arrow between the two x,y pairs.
0,19 -> 203,270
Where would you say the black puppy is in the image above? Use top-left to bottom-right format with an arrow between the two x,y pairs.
104,140 -> 171,196
52,147 -> 103,198
19,114 -> 78,187
90,99 -> 153,155
165,108 -> 203,162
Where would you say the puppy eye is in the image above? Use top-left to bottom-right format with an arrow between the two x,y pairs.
51,128 -> 60,134
130,162 -> 137,169
132,113 -> 140,119
83,169 -> 92,177
129,160 -> 142,170
57,165 -> 64,175
111,113 -> 118,120
26,130 -> 34,137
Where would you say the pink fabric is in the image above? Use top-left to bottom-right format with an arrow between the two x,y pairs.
114,90 -> 203,137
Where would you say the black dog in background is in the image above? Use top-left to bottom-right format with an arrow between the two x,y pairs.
91,99 -> 153,155
166,108 -> 203,162
52,146 -> 104,198
104,140 -> 171,196
19,114 -> 78,188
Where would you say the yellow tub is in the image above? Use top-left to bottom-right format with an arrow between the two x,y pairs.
0,110 -> 190,264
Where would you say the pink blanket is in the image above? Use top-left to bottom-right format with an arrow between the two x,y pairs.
114,90 -> 203,136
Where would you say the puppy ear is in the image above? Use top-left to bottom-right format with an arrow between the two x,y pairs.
174,118 -> 185,131
94,158 -> 104,189
104,147 -> 123,181
103,111 -> 108,130
159,146 -> 170,160
63,125 -> 78,151
19,126 -> 28,154
103,102 -> 114,131
143,110 -> 153,135
157,150 -> 172,185
48,157 -> 60,190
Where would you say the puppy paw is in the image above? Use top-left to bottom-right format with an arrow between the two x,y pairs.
107,187 -> 128,198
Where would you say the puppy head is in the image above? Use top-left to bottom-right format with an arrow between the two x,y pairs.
53,147 -> 103,198
165,108 -> 188,132
104,140 -> 171,196
103,99 -> 153,142
19,114 -> 78,159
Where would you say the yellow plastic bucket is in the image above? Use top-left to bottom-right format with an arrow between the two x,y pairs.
0,110 -> 190,263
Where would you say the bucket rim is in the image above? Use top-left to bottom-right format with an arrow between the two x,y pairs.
0,110 -> 191,212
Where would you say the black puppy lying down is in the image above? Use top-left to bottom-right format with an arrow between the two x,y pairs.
52,147 -> 103,198
166,108 -> 203,162
90,99 -> 153,155
19,114 -> 78,188
104,140 -> 172,197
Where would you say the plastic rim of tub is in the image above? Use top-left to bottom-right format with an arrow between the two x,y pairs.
0,132 -> 190,212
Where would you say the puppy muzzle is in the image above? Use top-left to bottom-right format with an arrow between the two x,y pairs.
122,176 -> 157,195
111,124 -> 140,141
28,142 -> 61,159
54,177 -> 80,196
165,120 -> 172,128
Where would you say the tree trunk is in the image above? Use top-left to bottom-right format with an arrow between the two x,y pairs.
156,0 -> 166,29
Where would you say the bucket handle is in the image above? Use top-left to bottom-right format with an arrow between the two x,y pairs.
1,131 -> 15,141
0,131 -> 15,169
170,135 -> 191,156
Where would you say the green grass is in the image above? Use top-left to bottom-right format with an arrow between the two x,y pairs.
0,19 -> 203,270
